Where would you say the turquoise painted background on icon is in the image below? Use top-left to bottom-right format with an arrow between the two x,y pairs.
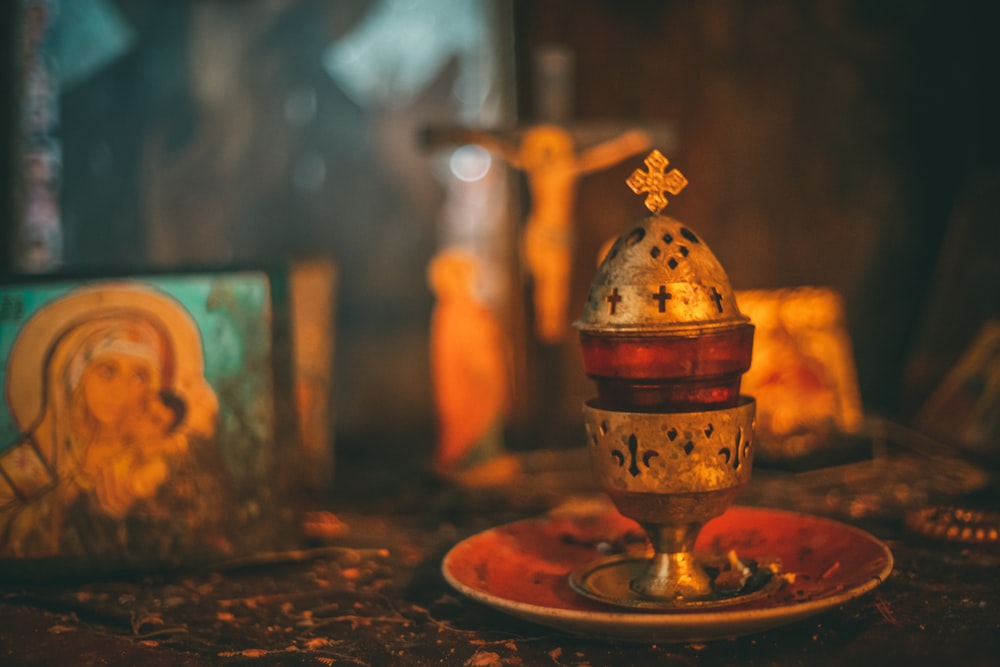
0,273 -> 273,452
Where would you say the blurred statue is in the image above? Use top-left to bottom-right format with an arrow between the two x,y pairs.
427,249 -> 517,486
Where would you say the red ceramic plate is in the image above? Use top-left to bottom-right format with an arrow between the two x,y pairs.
442,502 -> 893,642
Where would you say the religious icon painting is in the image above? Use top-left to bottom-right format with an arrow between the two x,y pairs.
917,319 -> 1000,462
0,270 -> 302,574
735,287 -> 865,465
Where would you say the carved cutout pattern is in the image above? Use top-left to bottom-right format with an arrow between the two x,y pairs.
611,434 -> 660,478
717,427 -> 751,470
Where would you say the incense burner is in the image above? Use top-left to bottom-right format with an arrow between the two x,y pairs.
573,151 -> 760,605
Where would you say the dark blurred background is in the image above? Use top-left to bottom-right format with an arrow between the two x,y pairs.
2,0 -> 998,466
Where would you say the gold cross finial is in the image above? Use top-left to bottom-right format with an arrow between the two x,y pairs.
626,150 -> 688,214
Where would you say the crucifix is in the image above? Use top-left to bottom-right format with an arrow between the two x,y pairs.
421,46 -> 675,345
423,123 -> 653,344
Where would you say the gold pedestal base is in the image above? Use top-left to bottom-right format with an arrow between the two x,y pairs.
570,551 -> 781,610
630,549 -> 712,599
581,399 -> 757,606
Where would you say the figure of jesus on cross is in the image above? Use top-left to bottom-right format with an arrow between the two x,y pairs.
425,124 -> 650,343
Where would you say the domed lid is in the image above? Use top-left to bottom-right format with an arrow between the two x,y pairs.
576,150 -> 748,335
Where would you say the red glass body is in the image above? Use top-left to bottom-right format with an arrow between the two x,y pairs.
579,324 -> 754,412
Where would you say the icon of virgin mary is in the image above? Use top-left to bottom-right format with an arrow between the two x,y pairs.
0,283 -> 224,560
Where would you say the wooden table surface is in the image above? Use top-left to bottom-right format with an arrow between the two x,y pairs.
1,443 -> 998,666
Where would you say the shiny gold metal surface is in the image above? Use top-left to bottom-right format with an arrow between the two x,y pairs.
583,399 -> 755,497
582,400 -> 755,599
576,214 -> 748,336
904,506 -> 1000,544
569,551 -> 781,610
625,149 -> 688,215
574,150 -> 762,604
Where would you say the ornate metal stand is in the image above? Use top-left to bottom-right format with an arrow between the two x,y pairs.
573,150 -> 773,607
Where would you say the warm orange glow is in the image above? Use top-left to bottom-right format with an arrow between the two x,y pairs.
427,250 -> 509,472
736,287 -> 863,461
